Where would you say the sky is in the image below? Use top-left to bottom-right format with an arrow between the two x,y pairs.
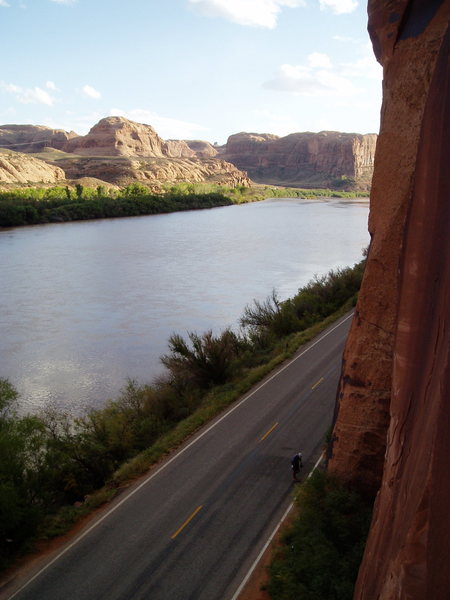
0,0 -> 382,145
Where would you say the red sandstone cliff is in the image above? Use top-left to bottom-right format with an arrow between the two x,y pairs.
328,1 -> 450,598
221,130 -> 377,190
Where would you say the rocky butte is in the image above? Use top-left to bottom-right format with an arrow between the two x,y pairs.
0,117 -> 376,191
328,1 -> 449,598
0,117 -> 249,189
220,130 -> 377,190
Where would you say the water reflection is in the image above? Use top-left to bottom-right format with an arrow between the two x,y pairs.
0,198 -> 369,414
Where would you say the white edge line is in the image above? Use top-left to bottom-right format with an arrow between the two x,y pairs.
7,312 -> 352,599
229,451 -> 325,600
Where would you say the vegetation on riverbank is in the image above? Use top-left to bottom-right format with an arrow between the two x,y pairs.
0,255 -> 366,571
267,469 -> 372,600
0,182 -> 368,227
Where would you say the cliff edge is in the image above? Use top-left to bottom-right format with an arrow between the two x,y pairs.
221,130 -> 377,190
328,1 -> 450,598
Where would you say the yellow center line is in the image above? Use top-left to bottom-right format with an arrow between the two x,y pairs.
311,377 -> 324,391
171,505 -> 204,540
260,422 -> 279,442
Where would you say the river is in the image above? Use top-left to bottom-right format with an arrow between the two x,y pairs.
0,197 -> 369,414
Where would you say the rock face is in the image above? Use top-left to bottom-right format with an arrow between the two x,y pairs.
328,2 -> 450,598
60,117 -> 250,186
184,140 -> 218,158
56,155 -> 250,188
63,116 -> 169,157
221,130 -> 377,190
63,117 -> 211,161
0,124 -> 78,152
0,117 -> 251,188
0,149 -> 65,184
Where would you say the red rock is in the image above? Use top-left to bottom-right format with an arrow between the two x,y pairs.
329,1 -> 450,598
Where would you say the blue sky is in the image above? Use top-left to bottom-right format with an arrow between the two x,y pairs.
0,0 -> 382,144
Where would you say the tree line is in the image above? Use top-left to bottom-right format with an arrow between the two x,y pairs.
0,183 -> 368,228
0,184 -> 234,227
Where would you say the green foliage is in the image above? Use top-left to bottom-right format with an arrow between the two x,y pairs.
268,470 -> 372,600
161,329 -> 247,389
0,183 -> 368,228
0,379 -> 49,567
241,260 -> 365,342
0,185 -> 234,227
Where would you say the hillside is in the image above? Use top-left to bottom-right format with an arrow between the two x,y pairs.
0,148 -> 65,185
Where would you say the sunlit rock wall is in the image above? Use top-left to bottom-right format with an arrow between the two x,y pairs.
328,0 -> 450,597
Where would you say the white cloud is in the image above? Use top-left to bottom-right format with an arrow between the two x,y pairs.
319,0 -> 358,14
264,53 -> 356,96
188,0 -> 306,29
0,1 -> 11,7
1,82 -> 56,105
46,80 -> 58,91
307,52 -> 333,69
341,43 -> 382,80
109,108 -> 209,139
82,84 -> 101,99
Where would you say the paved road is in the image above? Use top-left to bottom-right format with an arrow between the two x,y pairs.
2,313 -> 352,600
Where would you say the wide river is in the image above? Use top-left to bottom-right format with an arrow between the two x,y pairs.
1,198 -> 369,415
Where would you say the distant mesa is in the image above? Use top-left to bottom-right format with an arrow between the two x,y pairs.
0,116 -> 376,190
219,130 -> 377,191
0,124 -> 78,153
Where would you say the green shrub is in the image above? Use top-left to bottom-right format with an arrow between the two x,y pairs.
161,329 -> 247,389
268,470 -> 372,600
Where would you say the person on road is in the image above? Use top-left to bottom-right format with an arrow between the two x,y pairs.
291,452 -> 303,481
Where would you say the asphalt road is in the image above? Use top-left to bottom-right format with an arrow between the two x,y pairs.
3,312 -> 353,600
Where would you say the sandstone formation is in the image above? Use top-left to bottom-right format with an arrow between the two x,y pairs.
63,116 -> 169,157
328,1 -> 450,598
0,117 -> 251,188
55,155 -> 250,188
0,124 -> 78,152
58,117 -> 250,186
0,149 -> 65,184
221,130 -> 377,190
184,140 -> 218,158
0,116 -> 377,191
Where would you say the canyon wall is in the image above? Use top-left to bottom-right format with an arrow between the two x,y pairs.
221,131 -> 377,190
328,1 -> 450,598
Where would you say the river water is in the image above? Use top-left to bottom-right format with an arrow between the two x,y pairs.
0,198 -> 369,414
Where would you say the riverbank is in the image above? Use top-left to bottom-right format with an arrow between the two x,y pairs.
0,182 -> 368,228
